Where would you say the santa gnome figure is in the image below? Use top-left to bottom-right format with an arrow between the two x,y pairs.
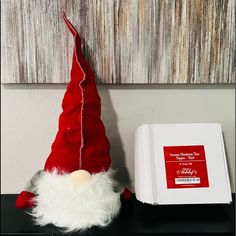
15,12 -> 132,232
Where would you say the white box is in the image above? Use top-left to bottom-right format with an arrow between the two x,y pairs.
135,123 -> 232,205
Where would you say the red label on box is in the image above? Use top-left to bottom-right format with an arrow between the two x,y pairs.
163,145 -> 209,189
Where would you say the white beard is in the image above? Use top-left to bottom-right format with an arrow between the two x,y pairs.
30,169 -> 121,232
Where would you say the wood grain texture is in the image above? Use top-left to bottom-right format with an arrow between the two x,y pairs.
1,0 -> 235,84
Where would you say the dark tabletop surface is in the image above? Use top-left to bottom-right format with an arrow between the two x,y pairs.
1,194 -> 235,236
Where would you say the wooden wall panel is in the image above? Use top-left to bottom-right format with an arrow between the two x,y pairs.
1,0 -> 235,84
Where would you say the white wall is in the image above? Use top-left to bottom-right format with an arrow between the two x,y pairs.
1,84 -> 235,193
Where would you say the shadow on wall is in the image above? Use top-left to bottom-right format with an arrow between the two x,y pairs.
222,132 -> 233,191
99,88 -> 131,189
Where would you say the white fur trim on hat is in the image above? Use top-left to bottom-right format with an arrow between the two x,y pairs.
30,169 -> 121,232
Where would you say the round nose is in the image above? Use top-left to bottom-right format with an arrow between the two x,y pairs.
69,170 -> 92,187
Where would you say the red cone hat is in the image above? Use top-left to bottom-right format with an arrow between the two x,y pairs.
16,12 -> 117,209
44,13 -> 111,174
